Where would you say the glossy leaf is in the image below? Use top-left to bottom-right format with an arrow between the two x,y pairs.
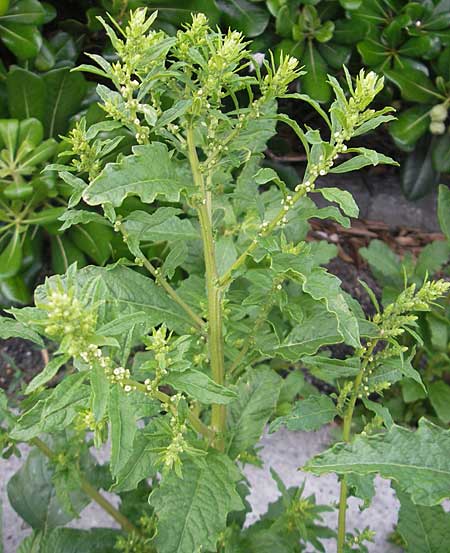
0,230 -> 23,280
402,139 -> 440,200
438,184 -> 450,241
219,0 -> 270,37
389,105 -> 431,151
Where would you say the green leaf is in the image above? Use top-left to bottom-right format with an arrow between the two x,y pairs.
36,264 -> 195,335
397,489 -> 450,553
415,240 -> 450,279
438,184 -> 450,241
42,67 -> 87,137
219,0 -> 270,37
316,187 -> 359,217
69,223 -> 113,265
302,355 -> 361,381
385,65 -> 441,104
38,528 -> 120,553
301,43 -> 331,103
346,474 -> 375,510
58,210 -> 111,231
7,446 -> 90,529
0,0 -> 46,24
149,452 -> 244,553
0,230 -> 22,280
25,354 -> 69,394
10,372 -> 89,441
164,369 -> 237,404
402,139 -> 440,200
270,395 -> 337,433
357,38 -> 388,66
6,66 -> 45,121
215,235 -> 237,278
359,239 -> 402,288
83,143 -> 190,207
110,385 -> 137,478
0,22 -> 41,59
331,149 -> 398,173
362,398 -> 393,429
428,381 -> 450,424
389,106 -> 430,151
0,316 -> 44,346
226,367 -> 282,459
112,418 -> 167,492
432,133 -> 450,173
305,418 -> 450,506
50,235 -> 87,274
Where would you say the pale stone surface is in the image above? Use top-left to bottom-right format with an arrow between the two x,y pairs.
1,427 -> 402,553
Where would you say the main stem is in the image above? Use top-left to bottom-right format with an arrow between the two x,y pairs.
187,126 -> 226,448
337,342 -> 376,553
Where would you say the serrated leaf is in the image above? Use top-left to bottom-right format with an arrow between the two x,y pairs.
58,210 -> 111,231
270,395 -> 337,433
164,369 -> 237,405
83,143 -> 190,207
305,418 -> 450,506
316,187 -> 359,218
41,528 -> 119,553
0,316 -> 44,346
7,446 -> 89,529
110,386 -> 137,478
112,418 -> 168,492
346,473 -> 375,510
25,354 -> 69,394
397,489 -> 450,553
226,367 -> 282,459
302,355 -> 361,381
149,453 -> 244,553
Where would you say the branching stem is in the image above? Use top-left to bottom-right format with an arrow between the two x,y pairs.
31,437 -> 138,534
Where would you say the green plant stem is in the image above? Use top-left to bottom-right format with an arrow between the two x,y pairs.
337,342 -> 376,553
31,437 -> 138,534
187,126 -> 226,448
219,186 -> 307,288
124,378 -> 215,442
119,227 -> 206,333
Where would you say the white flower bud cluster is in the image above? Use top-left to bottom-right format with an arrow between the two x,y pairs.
429,103 -> 448,135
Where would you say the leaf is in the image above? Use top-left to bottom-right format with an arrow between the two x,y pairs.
331,149 -> 398,173
301,43 -> 331,103
83,142 -> 190,207
385,64 -> 441,104
6,66 -> 45,121
302,355 -> 361,381
35,264 -> 195,335
0,230 -> 22,280
112,418 -> 168,492
396,489 -> 450,553
42,67 -> 87,137
270,395 -> 337,433
38,528 -> 120,553
316,187 -> 359,217
58,210 -> 111,231
226,367 -> 282,459
415,240 -> 450,279
389,106 -> 430,151
438,184 -> 450,241
359,239 -> 402,288
10,372 -> 89,441
69,223 -> 113,265
0,316 -> 44,346
0,0 -> 46,24
7,446 -> 90,529
432,133 -> 450,173
346,474 -> 375,510
305,418 -> 450,506
110,385 -> 137,478
215,235 -> 237,278
219,0 -> 270,37
164,370 -> 237,404
362,398 -> 393,429
402,138 -> 440,200
428,381 -> 450,424
0,22 -> 42,59
25,354 -> 69,394
149,452 -> 244,553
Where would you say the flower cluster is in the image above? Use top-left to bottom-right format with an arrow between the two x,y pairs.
357,279 -> 450,398
64,119 -> 102,180
38,279 -> 97,357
